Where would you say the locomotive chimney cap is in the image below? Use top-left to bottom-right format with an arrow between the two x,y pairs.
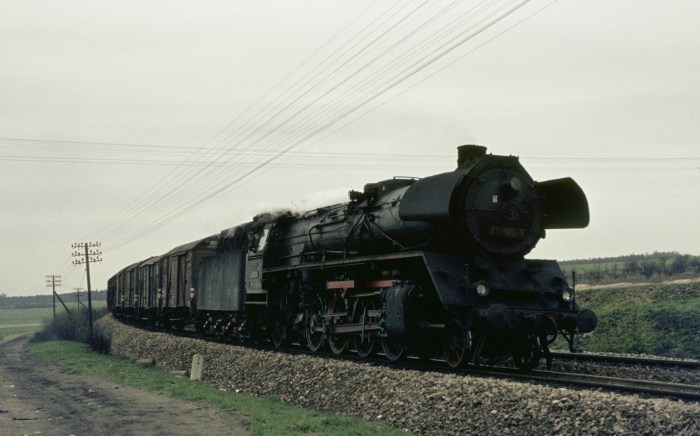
457,144 -> 487,168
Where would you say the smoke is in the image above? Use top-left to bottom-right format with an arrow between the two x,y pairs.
289,187 -> 350,212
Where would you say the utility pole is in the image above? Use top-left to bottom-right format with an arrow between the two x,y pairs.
74,287 -> 85,309
45,275 -> 62,319
72,242 -> 102,340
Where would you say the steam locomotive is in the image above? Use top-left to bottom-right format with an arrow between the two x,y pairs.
108,145 -> 597,369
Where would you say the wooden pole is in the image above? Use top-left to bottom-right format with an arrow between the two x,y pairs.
85,244 -> 94,341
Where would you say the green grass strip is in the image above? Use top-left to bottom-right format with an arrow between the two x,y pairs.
0,325 -> 41,340
28,340 -> 407,436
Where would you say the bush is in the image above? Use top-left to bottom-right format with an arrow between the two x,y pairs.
33,308 -> 111,354
569,283 -> 700,358
89,325 -> 112,354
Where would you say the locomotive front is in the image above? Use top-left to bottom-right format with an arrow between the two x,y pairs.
397,145 -> 596,367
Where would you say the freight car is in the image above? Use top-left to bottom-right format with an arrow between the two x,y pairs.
108,145 -> 597,370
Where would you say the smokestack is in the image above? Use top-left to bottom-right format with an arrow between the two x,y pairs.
457,145 -> 487,168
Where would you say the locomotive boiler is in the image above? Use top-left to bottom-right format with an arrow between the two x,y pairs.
109,145 -> 596,370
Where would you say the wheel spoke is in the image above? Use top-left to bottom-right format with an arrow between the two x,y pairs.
305,312 -> 325,352
328,335 -> 347,355
380,337 -> 405,362
271,315 -> 287,348
353,335 -> 375,358
443,319 -> 470,368
351,297 -> 377,358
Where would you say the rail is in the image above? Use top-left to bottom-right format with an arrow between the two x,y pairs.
549,351 -> 700,369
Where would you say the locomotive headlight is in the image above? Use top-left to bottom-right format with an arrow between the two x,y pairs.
509,176 -> 522,192
562,289 -> 574,302
476,283 -> 490,297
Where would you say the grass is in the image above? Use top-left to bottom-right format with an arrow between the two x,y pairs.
0,307 -> 54,338
28,340 -> 407,436
0,301 -> 107,326
556,283 -> 700,358
0,304 -> 109,343
0,306 -> 54,325
0,325 -> 39,340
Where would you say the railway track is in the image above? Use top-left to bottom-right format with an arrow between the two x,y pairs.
458,365 -> 700,401
355,354 -> 700,401
292,346 -> 700,401
125,319 -> 700,401
252,341 -> 700,401
549,351 -> 700,369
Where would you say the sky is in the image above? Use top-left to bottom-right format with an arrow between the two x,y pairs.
1,0 -> 699,296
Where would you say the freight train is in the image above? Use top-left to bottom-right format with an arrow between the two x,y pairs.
108,145 -> 597,369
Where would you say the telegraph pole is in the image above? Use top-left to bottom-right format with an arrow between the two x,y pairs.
72,242 -> 102,339
45,275 -> 62,319
74,287 -> 85,309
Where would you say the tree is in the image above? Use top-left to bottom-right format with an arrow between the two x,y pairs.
670,255 -> 690,274
610,263 -> 620,279
689,257 -> 700,274
640,260 -> 658,279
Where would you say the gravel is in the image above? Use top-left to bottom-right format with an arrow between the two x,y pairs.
98,316 -> 700,435
548,359 -> 700,386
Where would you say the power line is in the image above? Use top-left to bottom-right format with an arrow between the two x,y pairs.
38,1 -> 592,261
98,1 -> 558,249
84,1 -> 489,246
4,153 -> 698,166
73,0 -> 405,246
2,138 -> 698,163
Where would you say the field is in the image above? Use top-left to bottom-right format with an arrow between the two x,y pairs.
557,282 -> 700,358
0,301 -> 107,340
559,253 -> 700,285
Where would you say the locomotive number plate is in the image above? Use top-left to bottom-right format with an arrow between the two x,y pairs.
488,226 -> 525,239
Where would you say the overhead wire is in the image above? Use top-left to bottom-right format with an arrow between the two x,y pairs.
3,138 -> 698,163
102,0 -> 605,250
102,0 -> 540,249
165,0 -> 506,194
72,0 -> 389,247
95,1 -> 484,244
99,0 -> 445,247
37,0 -> 585,267
35,0 -> 697,286
273,0 -> 564,164
80,0 -> 407,248
261,0 -> 518,163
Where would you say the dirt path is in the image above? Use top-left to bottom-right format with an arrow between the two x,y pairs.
0,323 -> 41,329
0,334 -> 249,435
